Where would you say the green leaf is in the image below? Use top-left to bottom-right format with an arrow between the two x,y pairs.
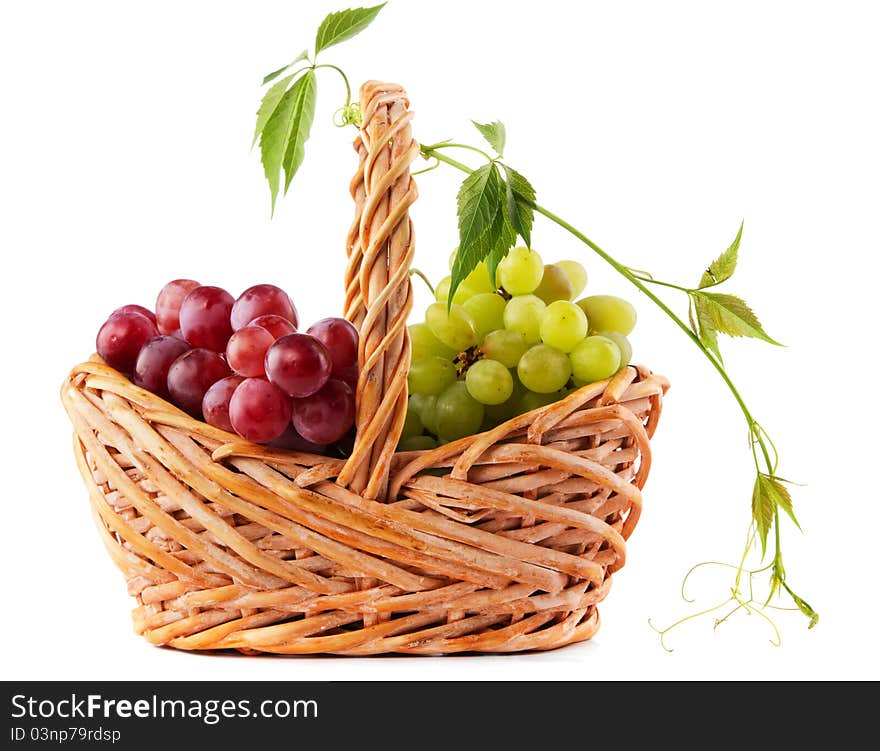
699,221 -> 743,288
314,4 -> 386,55
760,474 -> 800,530
485,209 -> 517,287
472,120 -> 506,157
253,74 -> 294,147
501,164 -> 535,248
259,81 -> 300,214
752,475 -> 776,556
692,293 -> 723,362
261,50 -> 309,85
695,292 -> 781,345
451,163 -> 504,302
282,70 -> 318,193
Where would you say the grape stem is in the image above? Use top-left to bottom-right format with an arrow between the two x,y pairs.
419,142 -> 816,641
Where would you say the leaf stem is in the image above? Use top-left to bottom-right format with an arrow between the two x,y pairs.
313,63 -> 352,108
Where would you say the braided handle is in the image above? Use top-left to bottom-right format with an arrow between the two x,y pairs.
339,82 -> 418,500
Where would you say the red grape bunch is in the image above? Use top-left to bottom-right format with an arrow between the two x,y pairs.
95,280 -> 359,455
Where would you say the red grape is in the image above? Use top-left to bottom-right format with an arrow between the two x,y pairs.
307,317 -> 359,378
133,335 -> 191,398
249,313 -> 297,340
202,375 -> 244,433
226,325 -> 274,377
156,279 -> 200,334
231,284 -> 298,331
229,378 -> 292,443
269,425 -> 327,454
113,304 -> 157,325
337,363 -> 359,390
291,379 -> 356,444
179,285 -> 234,351
96,311 -> 159,374
265,333 -> 331,398
166,348 -> 231,416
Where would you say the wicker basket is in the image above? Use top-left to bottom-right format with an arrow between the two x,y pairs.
61,81 -> 669,655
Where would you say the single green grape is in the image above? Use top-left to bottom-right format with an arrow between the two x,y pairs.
401,405 -> 424,441
465,358 -> 514,405
533,264 -> 573,304
517,344 -> 572,393
448,251 -> 495,292
576,295 -> 637,335
398,435 -> 438,452
409,322 -> 455,361
569,335 -> 621,384
407,355 -> 457,396
480,328 -> 529,368
597,330 -> 632,368
435,275 -> 477,305
425,302 -> 478,352
498,247 -> 544,295
539,300 -> 588,352
409,393 -> 439,435
463,293 -> 506,339
503,295 -> 546,344
435,382 -> 485,441
516,388 -> 560,415
556,260 -> 588,298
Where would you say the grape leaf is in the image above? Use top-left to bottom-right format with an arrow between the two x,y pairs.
752,475 -> 776,555
472,120 -> 506,157
485,210 -> 518,287
699,221 -> 743,288
760,474 -> 800,529
694,292 -> 781,345
451,163 -> 504,302
693,293 -> 723,362
261,50 -> 309,85
502,164 -> 535,248
253,74 -> 294,146
315,4 -> 386,55
259,80 -> 302,214
282,70 -> 317,192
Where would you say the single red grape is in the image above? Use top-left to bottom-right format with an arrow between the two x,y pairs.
166,348 -> 231,416
231,284 -> 298,331
226,325 -> 275,377
133,335 -> 191,398
96,310 -> 159,374
156,279 -> 200,334
248,313 -> 297,340
269,425 -> 327,455
229,378 -> 292,443
291,379 -> 356,444
337,363 -> 359,390
307,317 -> 359,378
113,304 -> 157,325
179,285 -> 234,352
265,333 -> 331,398
202,375 -> 244,433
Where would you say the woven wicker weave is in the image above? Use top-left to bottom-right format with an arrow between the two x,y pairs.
61,81 -> 669,655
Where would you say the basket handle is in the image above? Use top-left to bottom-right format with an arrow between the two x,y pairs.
338,81 -> 418,500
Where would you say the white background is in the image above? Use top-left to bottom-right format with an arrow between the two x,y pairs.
1,0 -> 878,680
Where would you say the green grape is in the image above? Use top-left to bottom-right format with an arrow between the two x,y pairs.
465,358 -> 514,405
557,260 -> 588,298
407,355 -> 457,396
517,344 -> 572,393
409,393 -> 439,435
484,377 -> 526,424
597,330 -> 632,368
533,264 -> 573,304
503,295 -> 546,344
539,300 -> 588,353
480,329 -> 528,368
425,302 -> 478,351
516,389 -> 560,415
576,295 -> 637,335
401,404 -> 424,441
464,262 -> 495,294
398,435 -> 438,452
409,323 -> 455,361
569,335 -> 622,384
435,382 -> 485,441
498,247 -> 544,295
463,293 -> 506,339
435,275 -> 477,305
